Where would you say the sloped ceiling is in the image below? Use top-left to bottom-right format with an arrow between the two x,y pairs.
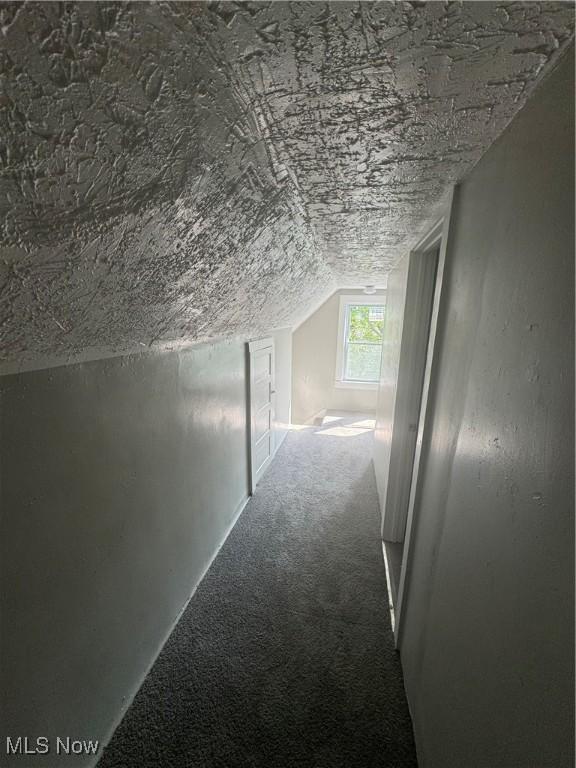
0,1 -> 573,369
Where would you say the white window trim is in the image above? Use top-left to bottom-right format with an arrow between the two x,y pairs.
335,295 -> 385,390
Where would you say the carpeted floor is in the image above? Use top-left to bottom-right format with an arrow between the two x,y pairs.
99,414 -> 418,768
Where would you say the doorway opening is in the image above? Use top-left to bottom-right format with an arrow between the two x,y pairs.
291,288 -> 387,429
377,212 -> 451,639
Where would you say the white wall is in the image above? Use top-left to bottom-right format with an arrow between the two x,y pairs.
292,289 -> 385,424
397,47 -> 574,768
0,332 -> 292,768
272,327 -> 293,449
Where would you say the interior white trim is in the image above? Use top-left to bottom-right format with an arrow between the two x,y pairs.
335,294 -> 386,386
248,336 -> 274,352
381,541 -> 396,634
334,380 -> 379,390
394,186 -> 458,647
411,217 -> 445,253
380,232 -> 444,544
97,492 -> 250,767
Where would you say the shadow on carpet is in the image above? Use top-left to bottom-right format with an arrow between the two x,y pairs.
99,416 -> 418,768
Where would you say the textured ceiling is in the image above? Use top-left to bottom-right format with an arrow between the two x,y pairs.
0,1 -> 573,369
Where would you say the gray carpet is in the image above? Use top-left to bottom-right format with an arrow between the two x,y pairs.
99,415 -> 418,768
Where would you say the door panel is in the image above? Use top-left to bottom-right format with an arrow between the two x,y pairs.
253,434 -> 272,478
252,377 -> 271,412
254,406 -> 271,445
253,351 -> 272,378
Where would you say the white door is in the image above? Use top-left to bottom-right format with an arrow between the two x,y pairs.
248,338 -> 275,493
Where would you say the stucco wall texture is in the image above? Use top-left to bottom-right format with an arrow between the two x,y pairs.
0,1 -> 573,368
400,46 -> 574,767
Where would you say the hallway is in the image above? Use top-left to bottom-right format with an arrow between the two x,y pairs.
1,5 -> 573,766
99,415 -> 417,767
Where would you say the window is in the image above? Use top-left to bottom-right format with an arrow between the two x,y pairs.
335,296 -> 386,388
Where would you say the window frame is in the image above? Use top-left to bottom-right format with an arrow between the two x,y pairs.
334,295 -> 385,390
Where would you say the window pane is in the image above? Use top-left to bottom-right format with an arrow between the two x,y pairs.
347,304 -> 384,343
345,343 -> 382,382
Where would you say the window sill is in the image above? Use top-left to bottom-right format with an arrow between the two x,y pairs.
334,380 -> 379,391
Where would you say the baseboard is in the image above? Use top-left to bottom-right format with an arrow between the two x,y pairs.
274,428 -> 288,453
93,493 -> 250,767
381,540 -> 397,639
305,408 -> 327,426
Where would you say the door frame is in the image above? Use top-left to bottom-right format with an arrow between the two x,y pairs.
394,186 -> 458,645
381,243 -> 441,543
247,337 -> 276,494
